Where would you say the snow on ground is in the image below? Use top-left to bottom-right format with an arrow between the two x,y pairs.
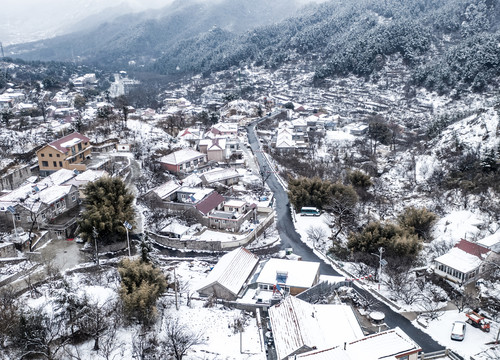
432,210 -> 483,244
325,129 -> 356,144
172,301 -> 264,359
413,309 -> 499,359
294,213 -> 332,253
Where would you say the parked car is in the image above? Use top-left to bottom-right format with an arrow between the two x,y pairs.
451,321 -> 466,341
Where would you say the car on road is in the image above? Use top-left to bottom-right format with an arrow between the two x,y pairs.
451,321 -> 466,341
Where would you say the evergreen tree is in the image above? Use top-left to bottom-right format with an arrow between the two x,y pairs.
78,177 -> 135,245
118,258 -> 167,325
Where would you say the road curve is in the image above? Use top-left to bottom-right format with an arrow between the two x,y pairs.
247,119 -> 444,353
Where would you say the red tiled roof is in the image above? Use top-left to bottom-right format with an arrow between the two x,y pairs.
455,239 -> 489,259
49,132 -> 90,153
196,191 -> 224,215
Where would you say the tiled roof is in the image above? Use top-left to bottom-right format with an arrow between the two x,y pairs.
195,191 -> 224,215
48,132 -> 90,153
455,239 -> 489,259
197,247 -> 259,297
159,148 -> 205,165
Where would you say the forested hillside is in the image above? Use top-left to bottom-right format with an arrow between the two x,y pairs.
152,0 -> 500,93
7,0 -> 500,94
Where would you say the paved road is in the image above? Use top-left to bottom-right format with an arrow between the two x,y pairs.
247,119 -> 444,353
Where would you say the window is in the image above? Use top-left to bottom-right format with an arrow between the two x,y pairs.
42,161 -> 48,167
56,154 -> 60,157
59,161 -> 63,167
15,214 -> 20,221
41,153 -> 45,157
72,194 -> 77,202
53,161 -> 57,167
78,143 -> 82,151
49,153 -> 53,157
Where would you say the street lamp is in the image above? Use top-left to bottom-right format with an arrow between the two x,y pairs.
123,221 -> 133,257
371,247 -> 385,291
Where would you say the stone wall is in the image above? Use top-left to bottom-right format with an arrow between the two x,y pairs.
148,210 -> 275,251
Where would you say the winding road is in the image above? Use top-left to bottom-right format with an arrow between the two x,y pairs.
247,118 -> 445,353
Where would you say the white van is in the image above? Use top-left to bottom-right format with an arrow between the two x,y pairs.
451,321 -> 466,341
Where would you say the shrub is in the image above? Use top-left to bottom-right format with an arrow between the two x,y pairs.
118,259 -> 167,324
347,170 -> 372,189
397,207 -> 437,242
348,221 -> 422,261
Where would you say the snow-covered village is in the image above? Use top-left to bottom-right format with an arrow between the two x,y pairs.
1,1 -> 500,360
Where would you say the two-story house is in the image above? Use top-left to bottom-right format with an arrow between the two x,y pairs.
36,132 -> 92,177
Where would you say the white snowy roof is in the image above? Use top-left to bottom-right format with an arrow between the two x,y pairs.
224,199 -> 246,208
38,169 -> 77,187
201,168 -> 241,184
160,222 -> 189,236
478,233 -> 500,252
269,296 -> 363,360
296,327 -> 420,360
256,258 -> 319,288
159,148 -> 205,165
434,247 -> 483,274
198,247 -> 259,297
65,170 -> 108,187
276,128 -> 294,148
149,180 -> 180,200
343,327 -> 421,359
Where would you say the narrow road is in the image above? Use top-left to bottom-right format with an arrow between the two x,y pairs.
247,119 -> 444,353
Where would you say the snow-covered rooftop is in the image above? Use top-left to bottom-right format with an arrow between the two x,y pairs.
256,258 -> 320,288
269,296 -> 363,360
434,247 -> 484,274
201,168 -> 241,184
149,180 -> 180,200
197,247 -> 259,297
159,148 -> 205,165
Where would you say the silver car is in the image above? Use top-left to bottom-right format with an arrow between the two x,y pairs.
451,321 -> 466,341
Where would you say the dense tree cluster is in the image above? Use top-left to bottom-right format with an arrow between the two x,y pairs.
288,177 -> 358,211
78,177 -> 135,245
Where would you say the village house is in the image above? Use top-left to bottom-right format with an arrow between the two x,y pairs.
269,296 -> 364,360
198,138 -> 227,162
159,148 -> 207,175
434,239 -> 490,284
295,327 -> 422,360
256,258 -> 320,296
207,199 -> 256,232
197,247 -> 259,300
209,122 -> 239,138
0,170 -> 81,245
36,132 -> 92,177
199,168 -> 243,186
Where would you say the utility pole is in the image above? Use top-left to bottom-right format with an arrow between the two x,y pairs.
371,247 -> 385,291
93,226 -> 100,266
174,267 -> 179,311
123,221 -> 132,257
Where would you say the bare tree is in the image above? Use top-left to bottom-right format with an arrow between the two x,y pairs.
0,286 -> 18,349
163,317 -> 203,360
131,328 -> 158,360
79,298 -> 117,351
16,307 -> 68,360
306,225 -> 328,248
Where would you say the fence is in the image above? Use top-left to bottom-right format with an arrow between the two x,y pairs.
148,210 -> 275,251
418,349 -> 464,360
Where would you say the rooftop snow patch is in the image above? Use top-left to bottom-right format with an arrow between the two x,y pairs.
197,247 -> 259,297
